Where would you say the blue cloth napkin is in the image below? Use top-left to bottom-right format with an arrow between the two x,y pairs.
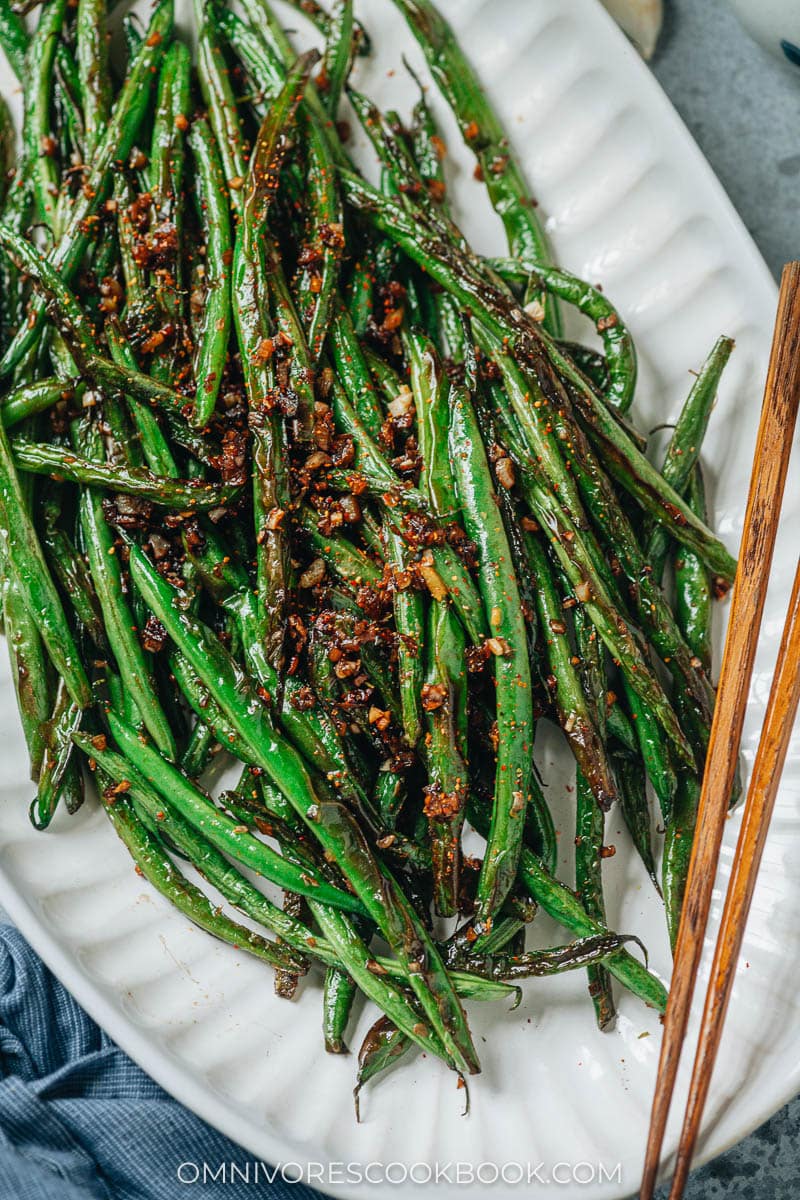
0,923 -> 320,1200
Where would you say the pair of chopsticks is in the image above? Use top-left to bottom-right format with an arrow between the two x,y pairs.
640,261 -> 800,1200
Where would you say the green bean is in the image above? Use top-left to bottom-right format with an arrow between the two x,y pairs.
75,421 -> 176,757
0,0 -> 27,79
275,907 -> 306,996
295,113 -> 345,365
114,175 -> 147,313
323,965 -> 357,1053
265,238 -> 318,437
12,440 -> 238,511
475,933 -> 639,982
354,1017 -> 413,1114
39,484 -> 107,652
259,793 -> 462,1061
76,0 -> 111,161
228,779 -> 476,1006
346,197 -> 686,744
646,336 -> 734,580
446,913 -> 524,965
330,307 -> 385,437
0,0 -> 750,1096
233,55 -> 318,670
606,697 -> 637,755
1,379 -> 76,429
449,384 -> 540,929
410,84 -> 447,203
385,526 -> 424,748
307,895 -> 452,1068
120,9 -> 143,56
614,751 -> 658,891
662,467 -> 713,948
1,553 -> 53,780
675,468 -> 713,670
662,775 -> 699,952
523,532 -> 616,810
574,775 -> 614,1028
0,168 -> 29,351
572,591 -> 615,1027
544,373 -> 715,753
214,6 -> 284,102
189,116 -> 232,428
170,652 -> 258,767
622,679 -> 677,822
0,414 -> 89,706
29,680 -> 83,830
180,719 -> 219,779
195,0 -> 248,207
348,88 -> 440,226
320,0 -> 354,117
0,94 -> 13,211
407,328 -> 458,517
24,0 -> 66,235
422,597 -> 468,916
133,783 -> 316,971
148,41 -> 192,332
356,928 -> 631,1104
105,321 -> 179,479
52,79 -> 85,226
557,341 -> 610,395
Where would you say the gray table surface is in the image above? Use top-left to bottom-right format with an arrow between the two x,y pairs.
652,2 -> 799,1195
1,2 -> 798,1197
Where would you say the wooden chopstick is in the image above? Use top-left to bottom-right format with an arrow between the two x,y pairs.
640,261 -> 800,1200
668,553 -> 800,1198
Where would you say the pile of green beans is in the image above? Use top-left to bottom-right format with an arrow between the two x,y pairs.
0,0 -> 736,1107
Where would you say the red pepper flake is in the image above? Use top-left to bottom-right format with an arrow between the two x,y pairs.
427,178 -> 447,204
596,313 -> 618,332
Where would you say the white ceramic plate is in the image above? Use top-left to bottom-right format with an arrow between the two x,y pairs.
0,2 -> 793,1197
